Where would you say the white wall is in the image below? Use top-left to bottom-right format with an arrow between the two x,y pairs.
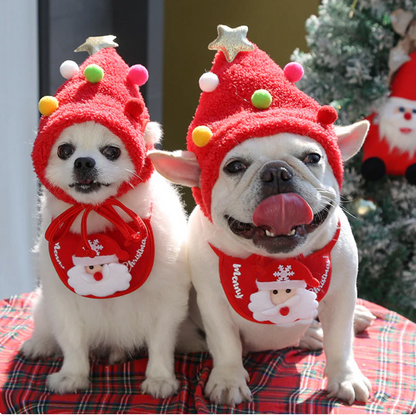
0,1 -> 39,298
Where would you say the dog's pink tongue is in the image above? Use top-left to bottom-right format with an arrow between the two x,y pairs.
252,193 -> 314,235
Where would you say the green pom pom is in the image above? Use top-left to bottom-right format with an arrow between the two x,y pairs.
84,64 -> 104,83
251,89 -> 272,109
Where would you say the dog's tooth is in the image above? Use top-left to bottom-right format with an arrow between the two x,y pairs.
288,229 -> 296,236
265,230 -> 276,237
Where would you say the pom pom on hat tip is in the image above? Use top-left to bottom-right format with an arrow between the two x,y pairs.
128,64 -> 149,86
199,72 -> 219,92
317,105 -> 338,125
283,62 -> 304,83
60,60 -> 79,80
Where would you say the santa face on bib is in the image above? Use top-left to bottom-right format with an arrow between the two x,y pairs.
67,234 -> 132,297
248,264 -> 319,327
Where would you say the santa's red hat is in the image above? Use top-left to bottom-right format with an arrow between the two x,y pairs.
32,42 -> 153,205
72,234 -> 129,266
187,25 -> 341,222
390,50 -> 416,101
256,260 -> 319,291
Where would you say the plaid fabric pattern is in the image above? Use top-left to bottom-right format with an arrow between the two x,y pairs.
0,293 -> 415,414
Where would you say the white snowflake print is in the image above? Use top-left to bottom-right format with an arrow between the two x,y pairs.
273,265 -> 295,281
88,239 -> 104,255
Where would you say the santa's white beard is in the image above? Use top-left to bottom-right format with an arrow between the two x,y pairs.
67,263 -> 132,297
248,288 -> 318,327
378,97 -> 416,155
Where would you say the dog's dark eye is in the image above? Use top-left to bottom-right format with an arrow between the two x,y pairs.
57,144 -> 75,160
101,146 -> 121,161
286,289 -> 291,294
272,290 -> 278,295
303,153 -> 321,164
225,160 -> 247,174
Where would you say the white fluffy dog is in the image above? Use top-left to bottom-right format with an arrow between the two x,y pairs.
22,120 -> 191,397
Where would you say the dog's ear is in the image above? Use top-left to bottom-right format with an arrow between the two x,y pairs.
144,122 -> 163,146
148,150 -> 201,187
335,120 -> 370,161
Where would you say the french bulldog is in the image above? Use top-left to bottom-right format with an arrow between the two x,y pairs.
149,21 -> 376,404
149,122 -> 372,405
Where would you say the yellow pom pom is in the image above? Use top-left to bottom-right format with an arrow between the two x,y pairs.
39,96 -> 59,116
192,126 -> 213,147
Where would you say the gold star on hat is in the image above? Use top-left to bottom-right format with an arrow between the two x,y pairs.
75,35 -> 119,56
208,24 -> 254,63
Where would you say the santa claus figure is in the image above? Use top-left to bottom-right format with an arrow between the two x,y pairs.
362,50 -> 416,184
248,264 -> 319,327
67,234 -> 132,297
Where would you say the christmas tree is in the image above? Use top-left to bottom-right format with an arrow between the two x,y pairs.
292,0 -> 416,320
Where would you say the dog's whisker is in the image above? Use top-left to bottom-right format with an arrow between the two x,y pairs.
125,168 -> 143,182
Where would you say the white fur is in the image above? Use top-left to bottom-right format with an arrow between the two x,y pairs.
379,97 -> 416,155
151,123 -> 372,406
21,122 -> 191,398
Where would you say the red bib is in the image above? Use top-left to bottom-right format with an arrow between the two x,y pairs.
45,198 -> 154,299
211,223 -> 340,326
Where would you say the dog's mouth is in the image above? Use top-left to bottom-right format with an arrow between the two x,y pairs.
225,199 -> 332,254
69,180 -> 112,194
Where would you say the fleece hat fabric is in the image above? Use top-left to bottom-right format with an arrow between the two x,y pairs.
390,50 -> 416,101
32,47 -> 152,205
187,35 -> 341,222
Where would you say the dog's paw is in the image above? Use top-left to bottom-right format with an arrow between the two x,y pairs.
354,305 -> 376,333
205,365 -> 252,406
141,376 -> 179,399
325,362 -> 371,404
20,337 -> 60,359
47,371 -> 90,394
299,319 -> 323,350
108,349 -> 126,365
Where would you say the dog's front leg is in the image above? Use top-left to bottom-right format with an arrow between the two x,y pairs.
47,320 -> 90,394
141,315 -> 180,399
197,289 -> 252,406
319,288 -> 371,404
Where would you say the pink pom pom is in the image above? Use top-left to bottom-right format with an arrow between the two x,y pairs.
283,62 -> 304,83
128,64 -> 149,86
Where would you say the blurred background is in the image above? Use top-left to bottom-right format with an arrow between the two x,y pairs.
0,0 -> 320,298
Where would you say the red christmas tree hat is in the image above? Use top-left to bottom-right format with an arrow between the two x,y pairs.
73,233 -> 129,267
32,36 -> 152,205
187,25 -> 341,221
390,50 -> 416,100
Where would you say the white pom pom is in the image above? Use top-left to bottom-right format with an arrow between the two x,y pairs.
60,60 -> 79,80
144,122 -> 163,145
199,72 -> 219,92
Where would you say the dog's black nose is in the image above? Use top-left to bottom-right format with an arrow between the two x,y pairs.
260,161 -> 293,184
74,157 -> 96,170
259,161 -> 295,196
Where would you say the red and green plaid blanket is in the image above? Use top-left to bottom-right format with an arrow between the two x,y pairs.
0,292 -> 415,414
